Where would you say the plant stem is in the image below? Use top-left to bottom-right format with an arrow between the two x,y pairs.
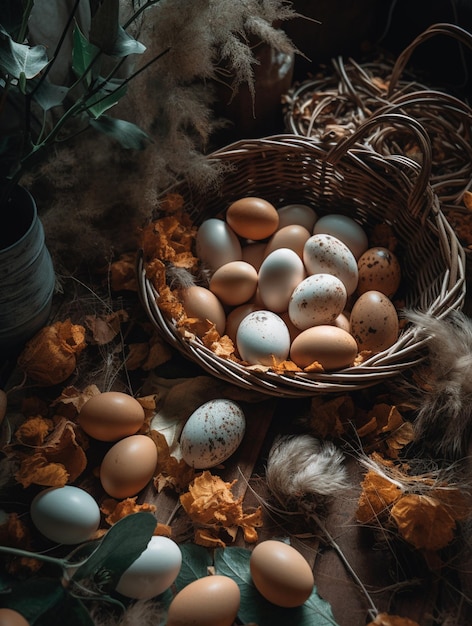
0,545 -> 66,569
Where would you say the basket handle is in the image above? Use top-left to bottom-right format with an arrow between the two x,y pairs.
325,112 -> 433,219
387,22 -> 472,97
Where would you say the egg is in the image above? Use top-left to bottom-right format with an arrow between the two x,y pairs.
166,575 -> 240,626
241,241 -> 267,271
357,246 -> 402,297
78,391 -> 145,442
349,290 -> 399,353
226,197 -> 279,240
236,310 -> 291,366
333,311 -> 351,333
258,248 -> 306,313
288,274 -> 347,330
250,540 -> 314,608
290,325 -> 358,370
180,399 -> 246,469
277,203 -> 318,231
0,609 -> 30,626
264,224 -> 311,258
279,311 -> 302,342
100,435 -> 158,499
180,285 -> 226,335
30,485 -> 100,545
116,536 -> 182,599
313,213 -> 369,259
303,233 -> 359,295
225,302 -> 259,343
195,218 -> 242,270
209,261 -> 258,306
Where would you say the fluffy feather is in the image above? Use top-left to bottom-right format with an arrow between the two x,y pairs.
405,309 -> 472,459
265,434 -> 348,503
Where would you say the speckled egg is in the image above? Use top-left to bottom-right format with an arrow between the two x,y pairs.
303,233 -> 359,295
357,247 -> 402,297
313,213 -> 369,259
349,290 -> 399,353
288,273 -> 347,330
236,310 -> 291,365
180,399 -> 246,469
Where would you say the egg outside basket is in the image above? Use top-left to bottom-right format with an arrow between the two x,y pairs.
137,114 -> 465,398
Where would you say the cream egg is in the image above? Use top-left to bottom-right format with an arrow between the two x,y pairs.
250,540 -> 314,608
195,218 -> 242,270
236,310 -> 291,366
349,290 -> 399,353
288,273 -> 347,330
116,536 -> 182,599
313,213 -> 369,259
225,302 -> 260,343
258,248 -> 306,313
277,203 -> 318,232
209,260 -> 258,306
226,197 -> 279,240
78,391 -> 145,442
290,325 -> 358,370
180,285 -> 226,335
30,485 -> 101,545
166,575 -> 240,626
100,435 -> 158,499
303,233 -> 359,295
180,399 -> 246,468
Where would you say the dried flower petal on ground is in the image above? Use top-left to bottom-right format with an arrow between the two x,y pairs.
100,497 -> 169,535
356,469 -> 403,524
83,309 -> 129,345
180,470 -> 263,545
0,512 -> 41,575
110,251 -> 139,292
150,429 -> 195,493
17,319 -> 87,385
367,613 -> 420,626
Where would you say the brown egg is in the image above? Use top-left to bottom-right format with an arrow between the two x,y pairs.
357,246 -> 401,297
264,224 -> 311,258
166,575 -> 240,626
209,261 -> 258,306
180,285 -> 226,335
78,391 -> 145,442
225,302 -> 260,343
290,325 -> 358,370
0,609 -> 29,626
250,540 -> 314,607
350,290 -> 399,353
241,241 -> 267,271
226,197 -> 279,240
100,435 -> 158,499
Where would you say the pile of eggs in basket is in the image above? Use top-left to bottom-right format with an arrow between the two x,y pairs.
189,197 -> 401,371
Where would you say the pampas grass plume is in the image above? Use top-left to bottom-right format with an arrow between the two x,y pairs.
265,434 -> 348,504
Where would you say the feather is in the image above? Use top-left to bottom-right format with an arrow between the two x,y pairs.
265,434 -> 348,504
405,309 -> 472,459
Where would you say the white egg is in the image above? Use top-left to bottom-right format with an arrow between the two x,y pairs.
180,399 -> 246,469
195,218 -> 242,270
288,274 -> 347,330
236,310 -> 291,365
116,536 -> 182,599
30,485 -> 100,545
303,233 -> 359,295
313,214 -> 368,259
277,204 -> 318,232
258,248 -> 306,313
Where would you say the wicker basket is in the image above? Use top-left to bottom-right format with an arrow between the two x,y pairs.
137,114 -> 465,397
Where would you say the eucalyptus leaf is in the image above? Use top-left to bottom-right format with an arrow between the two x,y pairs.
89,0 -> 146,57
0,577 -> 67,623
174,543 -> 213,592
33,78 -> 69,111
72,25 -> 100,87
89,116 -> 151,150
85,76 -> 127,118
71,512 -> 156,591
36,593 -> 96,626
0,25 -> 49,79
215,547 -> 339,626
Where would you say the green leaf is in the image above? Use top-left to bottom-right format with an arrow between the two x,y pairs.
85,76 -> 127,118
36,593 -> 96,626
71,512 -> 156,591
72,25 -> 99,87
174,544 -> 213,592
89,0 -> 146,57
1,577 -> 67,623
0,25 -> 49,79
32,79 -> 69,111
89,116 -> 151,150
215,547 -> 339,626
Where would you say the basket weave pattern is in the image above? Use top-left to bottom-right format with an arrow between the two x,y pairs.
138,120 -> 465,397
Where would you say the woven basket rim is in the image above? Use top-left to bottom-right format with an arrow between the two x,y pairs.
138,130 -> 466,397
